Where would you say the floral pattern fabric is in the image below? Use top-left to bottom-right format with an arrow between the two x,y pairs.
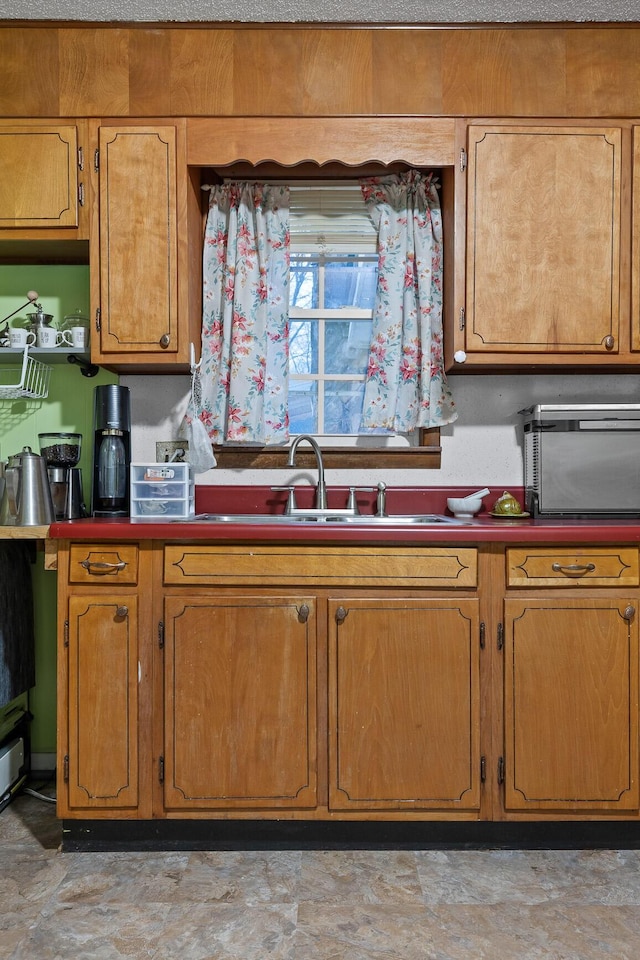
360,170 -> 457,431
182,182 -> 290,459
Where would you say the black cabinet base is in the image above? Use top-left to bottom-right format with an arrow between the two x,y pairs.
62,819 -> 640,853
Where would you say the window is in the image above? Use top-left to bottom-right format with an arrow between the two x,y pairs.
209,178 -> 442,469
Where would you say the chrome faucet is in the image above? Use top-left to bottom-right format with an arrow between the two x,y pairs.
287,434 -> 327,510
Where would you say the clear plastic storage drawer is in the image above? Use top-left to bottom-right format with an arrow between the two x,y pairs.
130,462 -> 194,520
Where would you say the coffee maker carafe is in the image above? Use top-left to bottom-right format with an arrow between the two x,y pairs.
92,385 -> 131,517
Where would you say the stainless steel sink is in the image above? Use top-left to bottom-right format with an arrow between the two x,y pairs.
178,513 -> 471,526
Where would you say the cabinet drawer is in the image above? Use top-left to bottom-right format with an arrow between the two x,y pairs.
506,547 -> 639,587
69,544 -> 139,585
164,545 -> 477,588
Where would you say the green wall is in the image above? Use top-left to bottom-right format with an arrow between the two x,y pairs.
1,264 -> 118,759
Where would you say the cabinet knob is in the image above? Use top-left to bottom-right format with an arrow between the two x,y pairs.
623,605 -> 635,622
335,605 -> 348,624
159,333 -> 171,348
603,335 -> 615,350
297,603 -> 310,623
115,605 -> 129,619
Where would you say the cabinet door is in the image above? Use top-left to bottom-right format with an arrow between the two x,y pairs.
63,595 -> 139,813
95,123 -> 181,360
632,125 -> 640,351
163,596 -> 317,811
0,122 -> 80,229
465,124 -> 622,356
328,598 -> 481,811
503,597 -> 639,812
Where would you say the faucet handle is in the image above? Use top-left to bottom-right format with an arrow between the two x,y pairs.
376,481 -> 388,517
271,485 -> 298,515
346,486 -> 375,515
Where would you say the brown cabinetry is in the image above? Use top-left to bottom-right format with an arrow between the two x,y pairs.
502,546 -> 640,815
57,537 -> 640,826
162,594 -> 318,811
57,542 -> 152,819
161,543 -> 480,817
632,125 -> 640,351
91,120 -> 196,369
328,597 -> 481,812
0,120 -> 89,239
456,122 -> 625,367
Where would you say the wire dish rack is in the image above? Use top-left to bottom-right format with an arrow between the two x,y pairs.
0,346 -> 52,400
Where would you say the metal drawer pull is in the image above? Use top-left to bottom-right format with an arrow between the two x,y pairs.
80,559 -> 126,574
551,562 -> 596,577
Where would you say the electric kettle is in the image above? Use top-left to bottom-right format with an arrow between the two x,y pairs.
0,446 -> 55,526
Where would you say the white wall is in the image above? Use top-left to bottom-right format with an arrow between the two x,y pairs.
125,371 -> 640,488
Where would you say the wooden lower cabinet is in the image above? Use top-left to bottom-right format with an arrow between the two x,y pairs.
56,539 -> 640,827
503,597 -> 639,813
162,595 -> 317,811
60,594 -> 140,815
328,597 -> 481,812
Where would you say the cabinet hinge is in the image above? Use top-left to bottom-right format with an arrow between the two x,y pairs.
63,620 -> 69,648
460,147 -> 467,172
497,756 -> 505,785
78,182 -> 85,207
95,307 -> 101,333
480,755 -> 486,783
497,622 -> 504,651
159,756 -> 165,783
479,621 -> 485,649
158,621 -> 165,649
77,145 -> 84,171
94,148 -> 100,173
63,755 -> 69,782
459,307 -> 465,331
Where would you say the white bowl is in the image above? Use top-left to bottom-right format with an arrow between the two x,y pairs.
447,497 -> 483,518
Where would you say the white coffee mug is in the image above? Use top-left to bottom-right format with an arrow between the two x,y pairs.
36,326 -> 72,349
69,326 -> 88,349
9,327 -> 36,348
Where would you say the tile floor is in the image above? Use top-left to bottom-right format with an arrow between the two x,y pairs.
3,782 -> 640,959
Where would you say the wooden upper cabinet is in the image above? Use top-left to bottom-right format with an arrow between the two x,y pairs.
632,126 -> 640,351
92,120 -> 193,368
460,123 -> 623,364
0,121 -> 89,237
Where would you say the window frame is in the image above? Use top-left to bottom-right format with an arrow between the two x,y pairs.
195,128 -> 454,470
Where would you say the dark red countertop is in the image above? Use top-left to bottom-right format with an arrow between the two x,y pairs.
48,485 -> 640,545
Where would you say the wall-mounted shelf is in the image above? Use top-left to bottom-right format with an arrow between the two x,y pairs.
0,347 -> 90,364
0,347 -> 51,399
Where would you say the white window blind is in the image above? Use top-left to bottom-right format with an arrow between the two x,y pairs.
289,184 -> 377,252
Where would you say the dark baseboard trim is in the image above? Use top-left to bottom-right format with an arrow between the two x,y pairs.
61,818 -> 640,852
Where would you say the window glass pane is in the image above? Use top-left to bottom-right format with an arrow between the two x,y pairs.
289,381 -> 318,434
325,259 -> 378,309
289,320 -> 318,375
324,380 -> 366,434
290,258 -> 319,309
325,320 -> 372,374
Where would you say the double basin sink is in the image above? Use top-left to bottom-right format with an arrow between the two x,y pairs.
180,512 -> 471,526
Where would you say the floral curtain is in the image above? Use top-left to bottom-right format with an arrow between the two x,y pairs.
182,181 -> 290,469
360,170 -> 457,431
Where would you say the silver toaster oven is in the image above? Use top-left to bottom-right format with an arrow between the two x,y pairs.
521,403 -> 640,518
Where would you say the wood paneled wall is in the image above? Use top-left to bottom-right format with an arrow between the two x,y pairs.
1,23 -> 640,119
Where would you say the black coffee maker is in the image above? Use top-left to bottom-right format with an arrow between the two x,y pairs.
92,385 -> 131,517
